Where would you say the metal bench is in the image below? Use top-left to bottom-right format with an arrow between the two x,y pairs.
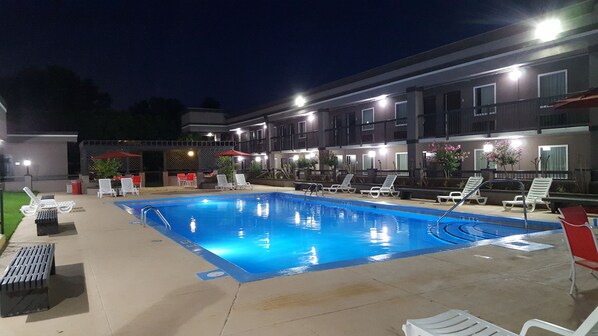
35,209 -> 59,236
0,244 -> 56,317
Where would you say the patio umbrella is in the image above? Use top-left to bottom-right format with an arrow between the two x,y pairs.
552,88 -> 598,109
214,149 -> 251,157
92,151 -> 142,173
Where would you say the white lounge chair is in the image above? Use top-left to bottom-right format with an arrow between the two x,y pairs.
234,173 -> 253,190
360,175 -> 399,198
19,187 -> 76,216
403,307 -> 598,336
97,178 -> 117,198
502,177 -> 552,212
120,177 -> 139,196
323,174 -> 356,193
437,176 -> 487,205
216,174 -> 234,191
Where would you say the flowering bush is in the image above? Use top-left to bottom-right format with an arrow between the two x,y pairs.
428,142 -> 469,178
485,140 -> 522,176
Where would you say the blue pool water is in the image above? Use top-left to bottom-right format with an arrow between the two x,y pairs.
117,193 -> 559,282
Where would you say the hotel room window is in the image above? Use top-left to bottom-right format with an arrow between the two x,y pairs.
473,84 -> 496,115
362,108 -> 374,131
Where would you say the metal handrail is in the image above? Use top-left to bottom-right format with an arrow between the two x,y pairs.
304,183 -> 324,197
140,205 -> 172,230
436,179 -> 528,231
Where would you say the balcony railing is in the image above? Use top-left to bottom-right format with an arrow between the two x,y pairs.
419,94 -> 589,139
323,118 -> 407,148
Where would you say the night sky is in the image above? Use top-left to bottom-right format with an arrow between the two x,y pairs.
0,0 -> 577,114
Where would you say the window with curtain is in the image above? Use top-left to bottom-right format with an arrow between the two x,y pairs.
395,152 -> 408,176
362,154 -> 374,170
362,108 -> 374,131
539,145 -> 568,179
394,101 -> 407,126
473,84 -> 496,115
538,70 -> 567,98
298,121 -> 306,138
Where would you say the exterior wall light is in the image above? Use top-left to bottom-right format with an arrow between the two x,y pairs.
236,129 -> 242,135
379,147 -> 388,155
295,95 -> 306,107
378,97 -> 388,107
511,139 -> 522,148
255,156 -> 262,162
535,18 -> 562,42
24,159 -> 32,175
292,155 -> 299,161
187,150 -> 195,157
307,114 -> 315,122
508,68 -> 522,81
207,132 -> 213,137
483,143 -> 493,153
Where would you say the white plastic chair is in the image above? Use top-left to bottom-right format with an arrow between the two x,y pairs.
19,187 -> 76,216
215,174 -> 234,191
502,177 -> 552,212
234,174 -> 253,190
97,179 -> 117,198
360,175 -> 399,198
120,177 -> 139,196
403,307 -> 598,336
323,174 -> 356,194
437,176 -> 487,205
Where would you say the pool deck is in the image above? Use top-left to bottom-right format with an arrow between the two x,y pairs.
0,185 -> 596,335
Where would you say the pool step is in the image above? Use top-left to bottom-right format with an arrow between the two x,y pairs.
430,222 -> 533,245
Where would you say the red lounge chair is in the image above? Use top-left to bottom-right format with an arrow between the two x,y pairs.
559,206 -> 590,224
559,216 -> 598,294
177,173 -> 186,186
132,175 -> 142,189
185,173 -> 197,187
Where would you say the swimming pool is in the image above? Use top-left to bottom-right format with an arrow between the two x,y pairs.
117,193 -> 559,282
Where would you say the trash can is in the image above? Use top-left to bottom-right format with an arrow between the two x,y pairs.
71,180 -> 82,195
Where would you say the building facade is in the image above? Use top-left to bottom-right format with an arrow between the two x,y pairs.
181,1 -> 598,190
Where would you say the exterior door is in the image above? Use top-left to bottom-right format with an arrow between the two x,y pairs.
444,91 -> 461,135
346,112 -> 356,145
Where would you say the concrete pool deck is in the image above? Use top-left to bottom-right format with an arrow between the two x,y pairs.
0,185 -> 596,335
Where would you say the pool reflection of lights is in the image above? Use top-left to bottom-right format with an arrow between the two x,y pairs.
117,193 -> 558,282
190,217 -> 196,233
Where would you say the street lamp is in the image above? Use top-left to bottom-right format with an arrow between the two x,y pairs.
23,159 -> 31,175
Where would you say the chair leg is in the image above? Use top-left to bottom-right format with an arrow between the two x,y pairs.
569,264 -> 575,295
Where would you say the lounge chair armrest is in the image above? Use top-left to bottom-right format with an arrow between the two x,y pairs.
519,319 -> 573,336
449,191 -> 463,197
513,195 -> 524,201
370,187 -> 381,191
330,184 -> 341,188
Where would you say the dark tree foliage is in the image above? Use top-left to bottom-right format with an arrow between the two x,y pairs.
0,66 -> 188,141
0,66 -> 111,135
200,97 -> 221,109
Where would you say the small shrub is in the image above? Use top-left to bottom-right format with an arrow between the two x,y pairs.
91,159 -> 121,179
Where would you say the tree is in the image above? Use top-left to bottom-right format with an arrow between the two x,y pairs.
428,142 -> 469,178
485,140 -> 522,178
200,97 -> 221,109
0,66 -> 112,136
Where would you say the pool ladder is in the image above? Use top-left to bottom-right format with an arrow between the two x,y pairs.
436,179 -> 528,231
140,205 -> 172,230
304,183 -> 324,197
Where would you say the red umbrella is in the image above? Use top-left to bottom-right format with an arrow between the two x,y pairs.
215,149 -> 251,157
92,151 -> 142,159
552,88 -> 598,109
